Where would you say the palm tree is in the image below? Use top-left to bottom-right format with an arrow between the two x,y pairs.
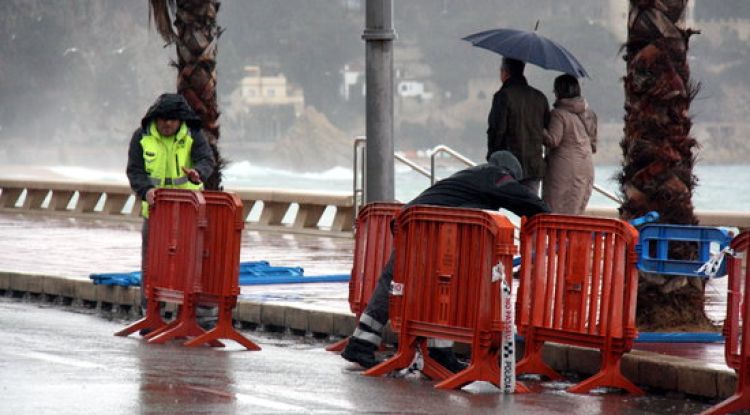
148,0 -> 225,190
620,1 -> 710,330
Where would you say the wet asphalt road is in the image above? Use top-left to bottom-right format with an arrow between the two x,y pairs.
0,213 -> 353,280
1,297 -> 714,415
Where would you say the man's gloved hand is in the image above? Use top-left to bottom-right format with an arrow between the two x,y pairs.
182,166 -> 202,184
146,188 -> 156,205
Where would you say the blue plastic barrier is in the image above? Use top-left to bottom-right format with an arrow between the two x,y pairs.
91,261 -> 348,287
635,331 -> 724,343
629,211 -> 660,228
516,331 -> 723,344
239,261 -> 305,277
637,224 -> 732,278
89,271 -> 141,287
238,273 -> 349,285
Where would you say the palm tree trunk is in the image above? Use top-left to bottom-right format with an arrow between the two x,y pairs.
149,0 -> 225,190
621,0 -> 711,330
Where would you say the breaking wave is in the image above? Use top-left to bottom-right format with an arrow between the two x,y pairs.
42,161 -> 750,212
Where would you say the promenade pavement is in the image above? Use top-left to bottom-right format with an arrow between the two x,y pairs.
2,297 -> 713,414
0,212 -> 737,405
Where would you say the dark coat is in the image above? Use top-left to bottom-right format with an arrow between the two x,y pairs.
486,76 -> 550,180
407,162 -> 550,218
126,94 -> 215,199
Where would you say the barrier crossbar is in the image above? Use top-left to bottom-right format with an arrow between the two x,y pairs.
364,206 -> 522,390
515,214 -> 643,395
183,191 -> 260,350
326,202 -> 402,352
703,231 -> 750,414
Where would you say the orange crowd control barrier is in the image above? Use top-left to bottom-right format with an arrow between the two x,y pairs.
115,189 -> 209,342
515,214 -> 642,395
115,190 -> 259,350
327,202 -> 403,352
183,191 -> 260,350
364,206 -> 522,390
703,231 -> 750,415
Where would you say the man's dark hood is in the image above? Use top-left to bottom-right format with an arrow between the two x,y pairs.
488,150 -> 523,180
140,93 -> 202,130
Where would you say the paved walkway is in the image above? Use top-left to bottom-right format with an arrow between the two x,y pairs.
0,212 -> 736,402
2,297 -> 713,415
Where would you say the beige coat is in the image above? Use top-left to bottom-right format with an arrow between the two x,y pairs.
542,97 -> 598,214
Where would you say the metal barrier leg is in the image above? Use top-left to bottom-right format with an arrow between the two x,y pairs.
567,351 -> 643,395
433,338 -> 529,392
325,337 -> 349,352
114,294 -> 166,337
434,343 -> 497,390
515,336 -> 564,381
143,318 -> 179,340
700,392 -> 750,415
184,299 -> 261,351
147,299 -> 224,347
363,336 -> 419,377
701,364 -> 750,414
419,343 -> 452,382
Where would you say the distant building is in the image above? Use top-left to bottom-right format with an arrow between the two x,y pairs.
225,66 -> 306,143
341,0 -> 362,12
393,39 -> 435,105
694,0 -> 750,21
341,63 -> 434,102
240,65 -> 305,116
341,64 -> 364,101
693,0 -> 750,43
397,81 -> 433,100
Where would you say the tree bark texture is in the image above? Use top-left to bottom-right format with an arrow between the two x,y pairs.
149,0 -> 225,190
622,0 -> 712,330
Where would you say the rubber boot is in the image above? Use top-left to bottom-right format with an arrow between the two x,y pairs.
341,337 -> 380,369
428,347 -> 468,373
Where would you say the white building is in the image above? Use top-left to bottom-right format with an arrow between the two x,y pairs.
239,66 -> 305,116
397,81 -> 433,100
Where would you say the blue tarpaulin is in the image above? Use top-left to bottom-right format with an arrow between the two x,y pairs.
90,261 -> 349,287
89,271 -> 141,287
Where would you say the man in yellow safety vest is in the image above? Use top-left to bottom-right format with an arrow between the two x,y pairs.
126,93 -> 215,333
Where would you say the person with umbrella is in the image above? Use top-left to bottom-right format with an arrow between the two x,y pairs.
464,26 -> 590,196
486,57 -> 549,195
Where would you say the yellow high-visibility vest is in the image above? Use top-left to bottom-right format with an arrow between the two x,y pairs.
140,122 -> 202,217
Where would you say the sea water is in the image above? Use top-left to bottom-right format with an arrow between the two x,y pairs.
222,162 -> 749,213
42,161 -> 747,227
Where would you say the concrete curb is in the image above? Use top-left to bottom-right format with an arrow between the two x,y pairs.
0,271 -> 735,400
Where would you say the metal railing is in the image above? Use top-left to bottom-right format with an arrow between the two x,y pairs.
353,138 -> 623,217
592,182 -> 621,204
430,144 -> 621,203
430,145 -> 476,184
353,137 -> 432,215
353,136 -> 366,215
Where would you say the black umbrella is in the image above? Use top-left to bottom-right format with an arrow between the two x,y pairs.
462,28 -> 589,78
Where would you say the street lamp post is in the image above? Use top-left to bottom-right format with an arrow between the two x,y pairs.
362,0 -> 396,203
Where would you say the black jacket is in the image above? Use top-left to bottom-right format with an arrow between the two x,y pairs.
486,76 -> 550,180
407,163 -> 550,218
126,94 -> 215,199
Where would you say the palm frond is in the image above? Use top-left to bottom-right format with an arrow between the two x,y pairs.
148,0 -> 177,43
